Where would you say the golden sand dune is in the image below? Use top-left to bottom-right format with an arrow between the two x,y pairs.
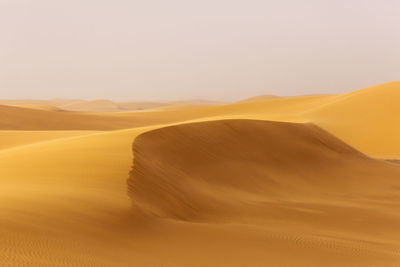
63,99 -> 222,112
2,82 -> 400,159
0,98 -> 223,113
0,101 -> 227,130
126,120 -> 400,265
0,104 -> 161,130
12,104 -> 63,112
0,127 -> 142,265
117,101 -> 171,110
0,130 -> 98,150
0,99 -> 78,107
61,99 -> 122,112
305,81 -> 400,157
0,99 -> 164,112
0,104 -> 107,130
129,120 -> 364,219
0,93 -> 341,132
2,119 -> 400,266
1,83 -> 400,266
237,94 -> 281,102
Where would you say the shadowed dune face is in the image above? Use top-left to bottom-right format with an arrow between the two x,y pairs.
128,119 -> 400,221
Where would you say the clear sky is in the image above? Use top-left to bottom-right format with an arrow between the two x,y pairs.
0,0 -> 399,101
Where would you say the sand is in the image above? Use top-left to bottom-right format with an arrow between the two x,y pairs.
0,99 -> 223,113
237,94 -> 281,102
1,82 -> 400,266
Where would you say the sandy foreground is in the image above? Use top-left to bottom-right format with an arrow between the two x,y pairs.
1,82 -> 400,266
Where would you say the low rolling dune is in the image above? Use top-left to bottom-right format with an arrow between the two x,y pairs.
0,99 -> 223,112
0,130 -> 98,150
237,94 -> 281,102
0,99 -> 79,107
1,82 -> 400,266
3,82 -> 400,159
61,99 -> 121,112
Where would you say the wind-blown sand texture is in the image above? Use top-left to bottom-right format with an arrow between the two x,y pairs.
1,82 -> 400,266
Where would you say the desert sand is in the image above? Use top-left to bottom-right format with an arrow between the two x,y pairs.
1,82 -> 400,266
0,99 -> 223,113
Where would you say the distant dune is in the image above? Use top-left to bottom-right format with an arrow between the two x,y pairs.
61,99 -> 121,111
14,104 -> 63,112
2,82 -> 400,159
117,101 -> 171,110
0,99 -> 223,112
237,94 -> 280,102
0,99 -> 78,107
0,104 -> 133,130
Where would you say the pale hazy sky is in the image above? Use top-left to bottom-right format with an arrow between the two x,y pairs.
0,0 -> 399,101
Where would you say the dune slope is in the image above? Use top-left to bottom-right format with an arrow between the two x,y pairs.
0,130 -> 98,150
1,119 -> 400,266
128,120 -> 400,265
305,81 -> 400,157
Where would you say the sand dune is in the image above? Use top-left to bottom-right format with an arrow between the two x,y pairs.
117,101 -> 171,110
305,81 -> 400,157
0,98 -> 223,113
2,119 -> 400,266
2,82 -> 400,159
0,100 -> 229,130
60,99 -> 121,111
129,120 -> 365,220
127,120 -> 400,265
0,94 -> 333,130
0,104 -> 170,130
0,130 -> 98,151
237,94 -> 281,102
0,93 -> 339,131
0,99 -> 79,107
11,104 -> 63,112
0,104 -> 115,130
1,83 -> 400,266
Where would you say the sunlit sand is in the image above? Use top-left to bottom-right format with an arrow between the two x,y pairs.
1,82 -> 400,266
